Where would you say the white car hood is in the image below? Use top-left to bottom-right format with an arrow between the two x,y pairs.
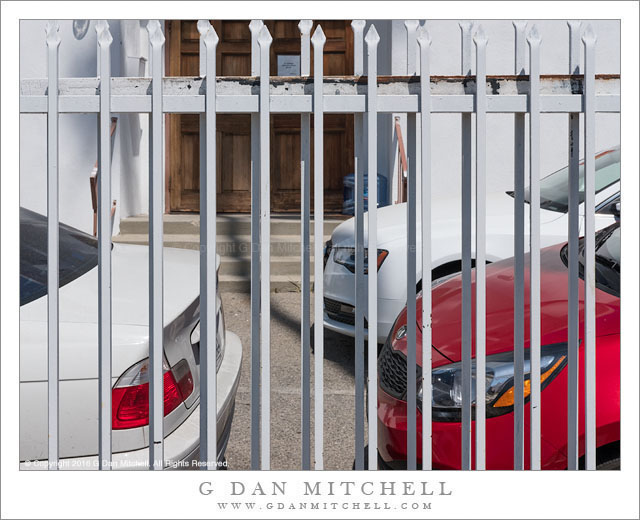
20,243 -> 201,326
329,191 -> 564,248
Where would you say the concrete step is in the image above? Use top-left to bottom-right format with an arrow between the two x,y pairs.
219,274 -> 313,293
119,214 -> 346,237
115,214 -> 339,292
219,256 -> 315,276
119,215 -> 200,236
113,233 -> 332,257
113,233 -> 201,250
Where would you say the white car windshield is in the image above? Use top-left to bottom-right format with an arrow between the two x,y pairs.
20,208 -> 99,305
519,147 -> 620,213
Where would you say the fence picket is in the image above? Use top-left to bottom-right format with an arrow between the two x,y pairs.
45,20 -> 61,471
96,19 -> 113,470
405,19 -> 419,472
147,19 -> 165,471
248,19 -> 263,471
365,24 -> 380,471
582,24 -> 598,471
298,19 -> 313,471
527,25 -> 542,470
512,20 -> 527,472
459,20 -> 473,471
566,19 -> 582,472
417,26 -> 433,471
351,18 -> 367,471
312,25 -> 326,470
198,21 -> 219,470
257,25 -> 273,470
474,25 -> 488,471
405,20 -> 419,74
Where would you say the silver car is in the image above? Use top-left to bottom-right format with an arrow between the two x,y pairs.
20,208 -> 242,469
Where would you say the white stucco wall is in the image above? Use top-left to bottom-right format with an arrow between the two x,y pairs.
387,19 -> 620,206
20,19 -> 150,235
20,19 -> 620,230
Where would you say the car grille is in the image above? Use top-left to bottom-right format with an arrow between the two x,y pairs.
325,297 -> 353,326
378,336 -> 420,401
323,298 -> 370,328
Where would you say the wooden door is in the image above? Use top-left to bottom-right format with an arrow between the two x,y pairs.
166,20 -> 353,213
167,20 -> 252,212
267,21 -> 354,213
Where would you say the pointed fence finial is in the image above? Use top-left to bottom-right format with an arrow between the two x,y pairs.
311,25 -> 326,47
405,20 -> 419,31
473,24 -> 487,46
417,25 -> 432,48
351,20 -> 366,75
95,20 -> 109,34
581,23 -> 597,45
364,23 -> 380,46
197,19 -> 212,36
567,20 -> 582,74
146,19 -> 165,46
45,20 -> 61,48
512,20 -> 527,37
567,20 -> 582,33
459,20 -> 473,42
249,19 -> 264,32
527,24 -> 541,46
351,20 -> 366,43
513,21 -> 527,74
351,19 -> 366,32
298,19 -> 313,35
96,20 -> 113,47
299,20 -> 313,76
249,20 -> 264,76
203,25 -> 219,48
459,21 -> 473,33
405,20 -> 419,75
405,18 -> 419,42
459,21 -> 474,75
257,24 -> 273,46
197,21 -> 213,77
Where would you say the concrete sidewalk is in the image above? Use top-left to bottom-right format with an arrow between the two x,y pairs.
222,292 -> 369,470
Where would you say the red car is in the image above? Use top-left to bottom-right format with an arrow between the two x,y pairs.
377,223 -> 620,470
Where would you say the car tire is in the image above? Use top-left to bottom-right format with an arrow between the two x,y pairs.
596,457 -> 620,470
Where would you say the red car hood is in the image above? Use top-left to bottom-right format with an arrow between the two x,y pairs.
400,243 -> 620,365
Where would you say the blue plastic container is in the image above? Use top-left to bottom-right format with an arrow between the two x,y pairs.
342,173 -> 389,215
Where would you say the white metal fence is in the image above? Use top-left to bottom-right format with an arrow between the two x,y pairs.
19,19 -> 620,470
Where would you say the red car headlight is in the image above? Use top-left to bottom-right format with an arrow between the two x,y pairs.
418,343 -> 567,421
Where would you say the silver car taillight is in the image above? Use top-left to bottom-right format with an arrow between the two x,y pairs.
112,357 -> 194,429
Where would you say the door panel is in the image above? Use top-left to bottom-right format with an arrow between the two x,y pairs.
167,21 -> 253,212
167,20 -> 353,213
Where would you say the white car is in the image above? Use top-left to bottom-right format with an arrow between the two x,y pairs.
323,147 -> 621,343
19,208 -> 242,470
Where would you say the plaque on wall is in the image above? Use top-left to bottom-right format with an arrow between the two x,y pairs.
277,55 -> 301,76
